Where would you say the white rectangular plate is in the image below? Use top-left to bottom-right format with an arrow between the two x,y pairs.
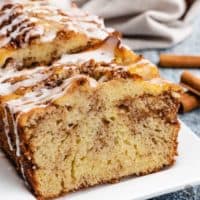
0,121 -> 200,200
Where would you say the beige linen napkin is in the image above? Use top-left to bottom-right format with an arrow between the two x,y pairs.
76,0 -> 200,50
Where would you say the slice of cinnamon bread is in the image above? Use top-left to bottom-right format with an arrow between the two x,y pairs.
0,36 -> 181,199
0,0 -> 114,68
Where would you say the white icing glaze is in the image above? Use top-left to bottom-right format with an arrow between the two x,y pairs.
0,83 -> 12,96
0,67 -> 48,95
20,160 -> 27,183
0,66 -> 46,82
1,102 -> 24,183
24,25 -> 44,44
56,36 -> 118,65
2,106 -> 13,151
6,75 -> 97,114
3,104 -> 28,183
10,108 -> 20,156
40,30 -> 56,43
6,105 -> 27,181
0,4 -> 20,22
0,15 -> 26,36
0,3 -> 44,48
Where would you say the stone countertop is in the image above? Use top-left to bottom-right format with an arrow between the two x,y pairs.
136,15 -> 200,200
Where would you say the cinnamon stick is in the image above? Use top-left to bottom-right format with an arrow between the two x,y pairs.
180,71 -> 200,96
159,54 -> 200,68
179,92 -> 200,113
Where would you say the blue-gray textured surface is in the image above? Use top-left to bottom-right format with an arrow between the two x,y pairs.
136,15 -> 200,200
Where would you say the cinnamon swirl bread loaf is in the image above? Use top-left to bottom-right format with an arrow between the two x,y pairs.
0,36 -> 182,199
0,0 -> 114,68
0,1 -> 182,200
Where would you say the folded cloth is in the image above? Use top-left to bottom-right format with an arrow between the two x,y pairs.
76,0 -> 200,50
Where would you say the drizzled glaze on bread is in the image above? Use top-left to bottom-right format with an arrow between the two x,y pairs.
0,1 -> 111,48
0,0 -> 115,68
0,37 -> 160,114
